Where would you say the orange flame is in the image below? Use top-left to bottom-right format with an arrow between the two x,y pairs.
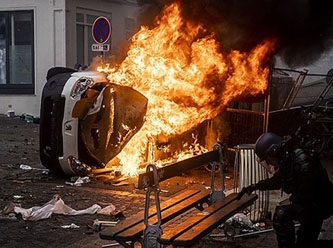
98,3 -> 276,176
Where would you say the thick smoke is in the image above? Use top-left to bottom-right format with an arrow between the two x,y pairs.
138,0 -> 333,68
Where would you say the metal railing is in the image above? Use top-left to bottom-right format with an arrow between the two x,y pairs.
233,144 -> 270,222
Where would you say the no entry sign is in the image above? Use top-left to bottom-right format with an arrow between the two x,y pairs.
92,16 -> 111,44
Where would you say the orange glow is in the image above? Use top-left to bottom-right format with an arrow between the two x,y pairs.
97,3 -> 276,176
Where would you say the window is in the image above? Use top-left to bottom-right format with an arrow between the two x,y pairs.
76,9 -> 111,67
0,10 -> 34,94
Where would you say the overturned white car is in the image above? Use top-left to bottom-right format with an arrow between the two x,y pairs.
40,67 -> 147,176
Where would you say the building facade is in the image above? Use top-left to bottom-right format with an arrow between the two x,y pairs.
0,0 -> 142,116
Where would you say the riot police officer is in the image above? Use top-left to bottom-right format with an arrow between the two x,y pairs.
238,132 -> 333,248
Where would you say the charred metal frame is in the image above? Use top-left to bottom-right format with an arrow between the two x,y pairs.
271,68 -> 333,152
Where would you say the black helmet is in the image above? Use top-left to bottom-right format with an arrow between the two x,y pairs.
255,132 -> 282,161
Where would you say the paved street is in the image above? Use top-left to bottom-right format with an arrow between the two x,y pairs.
0,115 -> 332,247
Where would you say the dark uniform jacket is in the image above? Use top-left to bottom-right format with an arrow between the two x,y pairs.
254,148 -> 333,218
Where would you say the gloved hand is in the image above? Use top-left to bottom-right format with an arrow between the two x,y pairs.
237,184 -> 257,200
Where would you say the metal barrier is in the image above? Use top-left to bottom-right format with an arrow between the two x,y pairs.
234,144 -> 270,222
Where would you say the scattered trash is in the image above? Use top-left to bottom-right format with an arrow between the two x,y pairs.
20,113 -> 39,124
61,223 -> 80,229
225,213 -> 253,229
20,164 -> 32,170
102,242 -> 131,248
217,212 -> 274,239
67,156 -> 92,176
65,176 -> 91,186
7,110 -> 15,118
19,164 -> 49,172
2,194 -> 116,221
92,219 -> 119,231
13,195 -> 24,200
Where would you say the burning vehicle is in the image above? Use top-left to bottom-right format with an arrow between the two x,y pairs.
40,3 -> 276,177
40,67 -> 148,175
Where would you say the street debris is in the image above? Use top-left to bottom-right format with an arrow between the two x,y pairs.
13,195 -> 24,200
67,155 -> 92,176
102,242 -> 131,248
225,212 -> 253,229
211,212 -> 273,240
61,223 -> 80,229
19,164 -> 49,173
20,113 -> 40,124
65,176 -> 91,186
7,110 -> 15,118
92,219 -> 119,231
1,194 -> 116,221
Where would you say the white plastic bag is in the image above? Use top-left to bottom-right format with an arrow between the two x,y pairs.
13,194 -> 115,221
